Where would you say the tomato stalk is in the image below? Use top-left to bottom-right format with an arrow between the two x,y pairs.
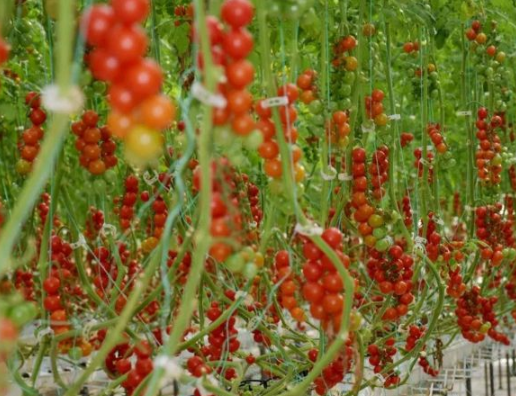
63,250 -> 163,396
383,19 -> 413,250
461,26 -> 475,237
419,27 -> 431,235
319,0 -> 331,226
330,0 -> 366,228
257,3 -> 357,393
142,0 -> 218,393
0,0 -> 76,276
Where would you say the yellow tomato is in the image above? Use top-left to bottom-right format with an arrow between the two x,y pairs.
125,125 -> 163,165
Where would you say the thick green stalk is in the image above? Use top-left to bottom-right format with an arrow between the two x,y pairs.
461,29 -> 475,237
142,0 -> 217,394
383,20 -> 413,249
0,0 -> 75,276
319,0 -> 331,226
63,250 -> 162,396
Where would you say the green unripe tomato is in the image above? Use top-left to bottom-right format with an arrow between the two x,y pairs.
309,100 -> 323,115
68,347 -> 83,361
368,214 -> 384,228
372,227 -> 387,240
93,81 -> 106,94
243,263 -> 258,280
340,84 -> 352,97
269,179 -> 284,195
243,130 -> 263,151
9,302 -> 38,327
104,169 -> 117,184
340,98 -> 352,109
93,179 -> 106,193
343,72 -> 355,85
226,254 -> 245,273
375,238 -> 391,252
312,114 -> 325,126
492,154 -> 502,166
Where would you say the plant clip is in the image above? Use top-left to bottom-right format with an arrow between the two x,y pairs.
261,96 -> 289,108
154,355 -> 183,380
338,173 -> 353,181
143,170 -> 159,186
191,81 -> 227,109
320,167 -> 337,181
42,84 -> 85,114
294,222 -> 324,236
456,110 -> 472,117
70,233 -> 87,250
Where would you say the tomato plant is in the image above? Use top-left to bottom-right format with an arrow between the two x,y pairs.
1,0 -> 516,395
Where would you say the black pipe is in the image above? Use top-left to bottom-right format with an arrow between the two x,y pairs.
466,362 -> 473,396
507,352 -> 512,396
490,362 -> 495,396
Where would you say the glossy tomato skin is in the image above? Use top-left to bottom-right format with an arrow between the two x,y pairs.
123,59 -> 163,100
82,5 -> 115,47
111,0 -> 150,25
222,29 -> 254,60
221,0 -> 254,28
107,25 -> 148,64
89,49 -> 121,82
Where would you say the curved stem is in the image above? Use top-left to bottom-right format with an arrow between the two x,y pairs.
0,0 -> 75,276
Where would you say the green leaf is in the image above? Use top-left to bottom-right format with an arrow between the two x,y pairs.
0,104 -> 17,121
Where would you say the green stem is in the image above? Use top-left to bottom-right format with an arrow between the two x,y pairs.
142,0 -> 217,394
0,0 -> 75,276
383,19 -> 413,249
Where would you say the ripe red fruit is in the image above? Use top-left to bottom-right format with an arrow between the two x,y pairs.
82,5 -> 115,47
322,227 -> 343,249
30,108 -> 47,125
278,83 -> 299,104
222,29 -> 254,60
226,59 -> 254,89
43,277 -> 61,294
88,49 -> 121,82
123,59 -> 163,100
107,25 -> 148,64
221,0 -> 254,28
111,0 -> 150,25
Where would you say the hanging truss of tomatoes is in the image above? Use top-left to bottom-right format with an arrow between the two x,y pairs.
0,0 -> 516,395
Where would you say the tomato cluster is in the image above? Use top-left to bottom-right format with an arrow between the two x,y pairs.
365,89 -> 388,127
475,107 -> 503,185
275,250 -> 305,322
82,0 -> 175,163
368,145 -> 389,201
119,175 -> 139,230
194,159 -> 242,263
296,68 -> 318,105
332,35 -> 357,71
201,0 -> 256,140
367,339 -> 400,387
400,132 -> 414,148
257,85 -> 304,183
16,92 -> 46,175
475,204 -> 513,266
204,301 -> 240,373
312,345 -> 354,395
427,123 -> 447,154
403,41 -> 420,54
301,228 -> 350,332
367,244 -> 414,320
327,110 -> 350,147
456,286 -> 509,344
414,147 -> 434,183
72,110 -> 118,175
